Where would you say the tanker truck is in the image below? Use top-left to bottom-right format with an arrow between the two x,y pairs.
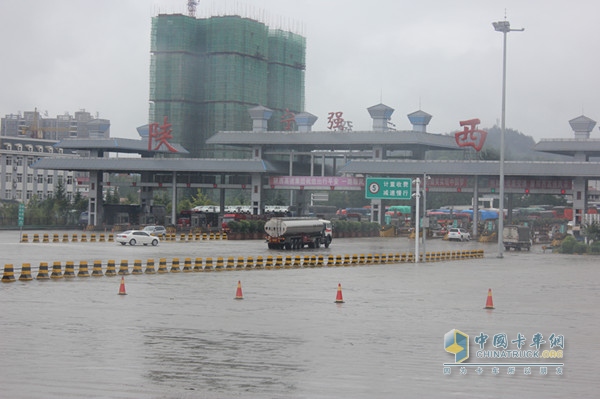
264,217 -> 332,250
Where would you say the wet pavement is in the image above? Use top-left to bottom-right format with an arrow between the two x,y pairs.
0,230 -> 597,398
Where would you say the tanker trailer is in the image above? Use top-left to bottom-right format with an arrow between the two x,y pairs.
264,217 -> 332,250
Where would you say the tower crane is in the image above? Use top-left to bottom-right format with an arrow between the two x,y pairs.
187,0 -> 197,17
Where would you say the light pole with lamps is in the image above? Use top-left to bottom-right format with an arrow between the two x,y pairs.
413,177 -> 420,263
492,19 -> 523,258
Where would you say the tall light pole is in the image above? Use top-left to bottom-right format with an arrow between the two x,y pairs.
493,19 -> 523,258
413,177 -> 420,263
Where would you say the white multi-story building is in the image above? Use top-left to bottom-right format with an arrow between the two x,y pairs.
0,109 -> 110,204
0,136 -> 84,203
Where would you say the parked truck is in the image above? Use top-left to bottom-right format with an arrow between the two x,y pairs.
502,225 -> 532,251
264,217 -> 332,250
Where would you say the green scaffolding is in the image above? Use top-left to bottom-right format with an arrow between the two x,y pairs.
150,14 -> 305,158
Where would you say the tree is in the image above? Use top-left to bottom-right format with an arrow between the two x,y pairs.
72,191 -> 88,213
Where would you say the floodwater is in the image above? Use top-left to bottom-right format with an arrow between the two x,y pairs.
0,231 -> 598,398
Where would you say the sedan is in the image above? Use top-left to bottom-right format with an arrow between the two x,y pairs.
115,230 -> 160,246
447,228 -> 471,242
142,225 -> 167,238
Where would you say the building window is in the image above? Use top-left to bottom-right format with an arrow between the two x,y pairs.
16,157 -> 23,166
47,176 -> 53,184
5,173 -> 11,183
37,174 -> 44,184
5,157 -> 11,166
26,190 -> 32,200
17,174 -> 23,183
67,176 -> 73,185
5,190 -> 12,199
27,174 -> 33,183
37,191 -> 43,198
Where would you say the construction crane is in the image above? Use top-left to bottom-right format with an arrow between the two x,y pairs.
187,0 -> 197,17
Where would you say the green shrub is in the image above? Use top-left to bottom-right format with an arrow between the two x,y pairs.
227,221 -> 240,232
333,220 -> 348,232
573,242 -> 588,255
590,241 -> 600,254
560,235 -> 577,254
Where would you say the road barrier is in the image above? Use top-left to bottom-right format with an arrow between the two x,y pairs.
18,231 -> 233,244
0,250 -> 485,286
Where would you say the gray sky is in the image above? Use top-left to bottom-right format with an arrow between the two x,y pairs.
1,0 -> 599,141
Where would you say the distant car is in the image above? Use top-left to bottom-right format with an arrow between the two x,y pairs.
142,225 -> 167,238
116,230 -> 159,246
447,228 -> 471,242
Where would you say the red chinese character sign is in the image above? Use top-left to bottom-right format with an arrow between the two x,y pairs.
148,116 -> 178,153
327,111 -> 353,131
280,109 -> 296,131
455,118 -> 487,152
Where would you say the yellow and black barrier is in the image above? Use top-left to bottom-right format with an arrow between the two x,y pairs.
157,258 -> 168,274
145,259 -> 156,274
64,261 -> 76,278
183,258 -> 193,272
20,231 -> 231,244
19,263 -> 33,281
2,249 -> 484,285
105,260 -> 117,276
37,262 -> 50,279
92,260 -> 104,277
50,261 -> 62,279
193,258 -> 203,272
132,259 -> 143,275
170,258 -> 181,273
118,260 -> 129,275
1,264 -> 16,282
78,261 -> 90,277
205,257 -> 214,271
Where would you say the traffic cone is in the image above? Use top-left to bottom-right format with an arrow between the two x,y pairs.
484,288 -> 494,309
234,280 -> 244,300
335,283 -> 344,303
118,277 -> 127,295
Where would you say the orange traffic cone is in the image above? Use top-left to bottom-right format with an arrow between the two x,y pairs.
484,288 -> 494,309
335,283 -> 344,303
118,277 -> 127,295
234,280 -> 244,300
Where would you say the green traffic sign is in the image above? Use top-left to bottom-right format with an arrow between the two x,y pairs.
365,177 -> 412,200
18,203 -> 24,227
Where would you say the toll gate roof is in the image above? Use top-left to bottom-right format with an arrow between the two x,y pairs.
31,157 -> 280,173
207,130 -> 458,151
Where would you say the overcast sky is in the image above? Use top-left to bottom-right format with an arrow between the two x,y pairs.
1,0 -> 599,142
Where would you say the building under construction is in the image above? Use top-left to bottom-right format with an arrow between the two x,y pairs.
150,12 -> 306,158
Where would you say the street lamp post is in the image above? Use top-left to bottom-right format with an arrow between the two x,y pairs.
493,19 -> 523,258
414,177 -> 420,263
422,173 -> 430,257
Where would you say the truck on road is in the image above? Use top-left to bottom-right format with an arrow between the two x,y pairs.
503,225 -> 532,251
264,217 -> 332,250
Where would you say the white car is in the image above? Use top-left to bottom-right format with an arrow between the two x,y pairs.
447,228 -> 471,242
142,225 -> 167,238
116,230 -> 160,246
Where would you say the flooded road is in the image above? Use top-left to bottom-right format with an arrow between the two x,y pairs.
0,231 -> 597,398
